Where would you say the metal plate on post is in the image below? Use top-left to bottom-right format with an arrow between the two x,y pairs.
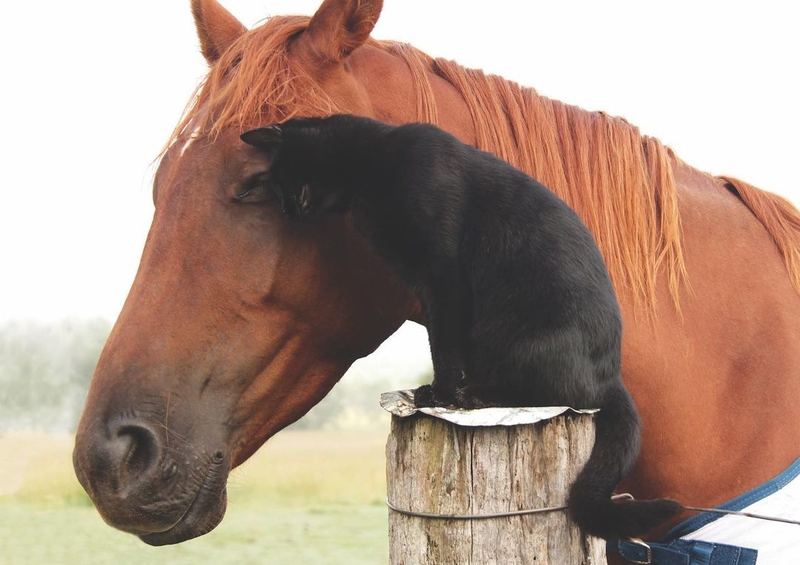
380,389 -> 599,426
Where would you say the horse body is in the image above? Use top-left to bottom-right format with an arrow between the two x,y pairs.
617,159 -> 800,510
73,0 -> 800,547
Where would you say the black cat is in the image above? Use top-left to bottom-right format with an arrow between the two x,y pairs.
240,114 -> 680,540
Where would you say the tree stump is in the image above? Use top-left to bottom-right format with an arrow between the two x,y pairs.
384,398 -> 606,565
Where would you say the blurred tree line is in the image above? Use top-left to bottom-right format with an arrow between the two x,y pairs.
0,319 -> 430,433
0,318 -> 110,432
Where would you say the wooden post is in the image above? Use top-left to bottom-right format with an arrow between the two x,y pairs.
385,411 -> 606,564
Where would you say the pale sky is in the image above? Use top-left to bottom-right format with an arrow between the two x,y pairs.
1,0 -> 798,330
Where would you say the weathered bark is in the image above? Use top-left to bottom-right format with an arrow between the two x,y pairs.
386,413 -> 606,564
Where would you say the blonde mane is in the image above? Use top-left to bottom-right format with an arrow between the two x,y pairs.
425,59 -> 686,308
170,15 -> 800,310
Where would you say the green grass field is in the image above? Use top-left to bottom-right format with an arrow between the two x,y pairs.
1,428 -> 391,564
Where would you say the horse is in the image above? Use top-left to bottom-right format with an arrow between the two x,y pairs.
73,0 -> 800,555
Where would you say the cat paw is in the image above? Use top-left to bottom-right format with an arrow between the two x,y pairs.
455,387 -> 497,409
413,385 -> 436,407
454,392 -> 483,409
413,385 -> 456,408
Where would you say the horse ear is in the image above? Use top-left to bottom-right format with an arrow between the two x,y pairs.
303,0 -> 383,61
241,126 -> 283,158
191,0 -> 248,65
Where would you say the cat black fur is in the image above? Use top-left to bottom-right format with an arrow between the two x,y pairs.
240,114 -> 680,540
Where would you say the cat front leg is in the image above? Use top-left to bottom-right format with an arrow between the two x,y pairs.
413,274 -> 465,408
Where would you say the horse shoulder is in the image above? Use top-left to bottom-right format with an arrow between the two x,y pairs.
618,160 -> 800,512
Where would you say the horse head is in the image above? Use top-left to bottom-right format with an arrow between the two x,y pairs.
73,0 -> 431,544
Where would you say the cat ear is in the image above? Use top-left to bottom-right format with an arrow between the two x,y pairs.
241,125 -> 282,159
240,125 -> 281,146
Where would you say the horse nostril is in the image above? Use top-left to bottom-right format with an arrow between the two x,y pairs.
121,426 -> 158,478
108,423 -> 162,493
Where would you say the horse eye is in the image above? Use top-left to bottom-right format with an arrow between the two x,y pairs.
235,186 -> 259,200
236,174 -> 275,203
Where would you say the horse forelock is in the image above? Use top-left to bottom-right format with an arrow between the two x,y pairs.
168,15 -> 341,148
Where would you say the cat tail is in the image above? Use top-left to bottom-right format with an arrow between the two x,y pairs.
567,382 -> 682,540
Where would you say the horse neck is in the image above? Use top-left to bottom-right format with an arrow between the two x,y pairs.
382,44 -> 688,311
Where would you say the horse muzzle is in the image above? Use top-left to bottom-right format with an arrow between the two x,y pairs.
73,415 -> 230,545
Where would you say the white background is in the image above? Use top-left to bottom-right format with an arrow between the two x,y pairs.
1,0 -> 797,343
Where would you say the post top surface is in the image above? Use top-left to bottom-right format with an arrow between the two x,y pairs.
380,390 -> 599,427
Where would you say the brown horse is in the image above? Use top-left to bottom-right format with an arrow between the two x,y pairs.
73,0 -> 800,551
